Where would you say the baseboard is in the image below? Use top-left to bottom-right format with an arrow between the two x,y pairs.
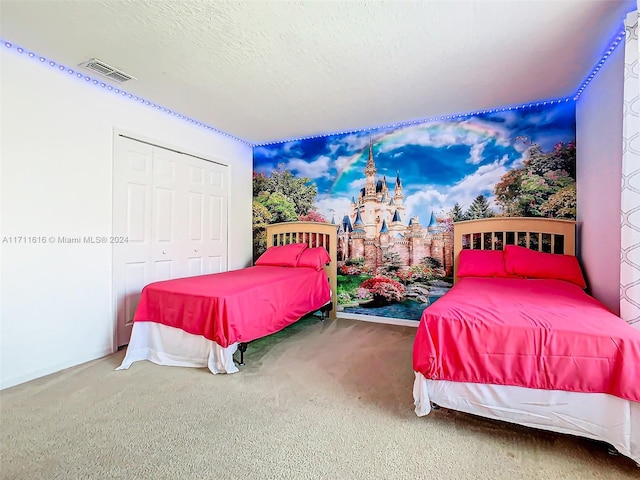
336,312 -> 419,328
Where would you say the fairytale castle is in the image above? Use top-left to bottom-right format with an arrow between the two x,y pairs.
334,140 -> 453,277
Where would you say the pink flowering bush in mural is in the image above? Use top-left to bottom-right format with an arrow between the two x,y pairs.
356,287 -> 372,300
360,276 -> 406,303
339,258 -> 373,276
394,265 -> 437,285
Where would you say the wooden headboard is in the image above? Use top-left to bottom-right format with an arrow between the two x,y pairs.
265,221 -> 337,319
453,217 -> 577,283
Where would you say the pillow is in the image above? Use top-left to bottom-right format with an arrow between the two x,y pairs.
296,247 -> 331,270
255,243 -> 308,267
457,249 -> 509,278
503,244 -> 587,288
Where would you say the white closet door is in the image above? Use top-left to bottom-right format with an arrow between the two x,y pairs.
113,137 -> 154,348
151,146 -> 187,281
113,135 -> 229,347
185,156 -> 228,276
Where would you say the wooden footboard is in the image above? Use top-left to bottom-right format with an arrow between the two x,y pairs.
453,217 -> 577,283
266,221 -> 337,319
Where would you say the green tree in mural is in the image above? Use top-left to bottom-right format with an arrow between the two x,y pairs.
382,249 -> 403,274
493,168 -> 524,216
252,200 -> 273,258
449,202 -> 467,222
540,184 -> 576,219
253,164 -> 318,216
465,194 -> 495,219
257,191 -> 298,223
494,141 -> 576,218
252,164 -> 321,259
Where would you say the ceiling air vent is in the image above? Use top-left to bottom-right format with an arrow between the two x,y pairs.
78,58 -> 136,83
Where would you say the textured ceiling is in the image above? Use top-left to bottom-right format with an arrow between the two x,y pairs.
0,0 -> 634,145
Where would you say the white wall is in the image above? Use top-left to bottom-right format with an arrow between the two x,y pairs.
0,49 -> 253,389
576,38 -> 624,315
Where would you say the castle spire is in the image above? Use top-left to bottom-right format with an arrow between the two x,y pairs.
353,207 -> 364,226
365,137 -> 377,177
394,168 -> 404,206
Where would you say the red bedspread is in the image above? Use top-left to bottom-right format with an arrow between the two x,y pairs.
134,266 -> 330,347
413,277 -> 640,402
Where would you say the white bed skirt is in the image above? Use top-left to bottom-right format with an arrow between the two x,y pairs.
413,372 -> 640,465
116,322 -> 239,374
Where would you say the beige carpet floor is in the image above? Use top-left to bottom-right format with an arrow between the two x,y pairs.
1,316 -> 638,480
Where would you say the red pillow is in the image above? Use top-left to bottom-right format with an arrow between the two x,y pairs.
457,249 -> 508,278
504,245 -> 587,288
255,243 -> 308,267
296,247 -> 331,270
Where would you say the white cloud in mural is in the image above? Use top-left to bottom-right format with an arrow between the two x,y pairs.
337,133 -> 372,152
347,177 -> 365,191
253,146 -> 280,159
314,194 -> 352,222
334,152 -> 361,175
282,142 -> 302,156
404,188 -> 448,224
467,142 -> 486,165
447,155 -> 510,211
287,156 -> 331,180
511,153 -> 526,169
328,142 -> 341,155
377,119 -> 513,155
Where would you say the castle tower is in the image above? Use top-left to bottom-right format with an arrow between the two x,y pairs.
389,208 -> 404,236
393,170 -> 406,221
427,211 -> 440,233
364,138 -> 377,198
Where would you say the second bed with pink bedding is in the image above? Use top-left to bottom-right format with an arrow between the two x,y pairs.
414,277 -> 640,403
413,218 -> 640,466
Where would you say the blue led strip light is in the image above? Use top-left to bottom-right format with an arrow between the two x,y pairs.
572,29 -> 626,100
1,39 -> 252,146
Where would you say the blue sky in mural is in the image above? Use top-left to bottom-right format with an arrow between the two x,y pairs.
253,103 -> 576,226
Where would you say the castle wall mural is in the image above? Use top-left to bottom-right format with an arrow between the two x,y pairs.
253,103 -> 577,322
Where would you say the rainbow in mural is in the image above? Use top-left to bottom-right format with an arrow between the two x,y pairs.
253,103 -> 576,321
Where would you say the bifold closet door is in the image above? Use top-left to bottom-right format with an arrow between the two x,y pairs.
112,135 -> 228,347
184,155 -> 228,277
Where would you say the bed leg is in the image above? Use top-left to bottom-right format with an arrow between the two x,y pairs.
320,302 -> 332,320
238,342 -> 248,366
606,446 -> 620,457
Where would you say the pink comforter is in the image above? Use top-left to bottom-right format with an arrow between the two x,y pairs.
413,277 -> 640,402
134,266 -> 330,347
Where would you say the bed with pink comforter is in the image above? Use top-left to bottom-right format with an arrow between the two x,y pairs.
413,277 -> 640,402
134,265 -> 331,348
118,264 -> 331,374
413,276 -> 640,465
